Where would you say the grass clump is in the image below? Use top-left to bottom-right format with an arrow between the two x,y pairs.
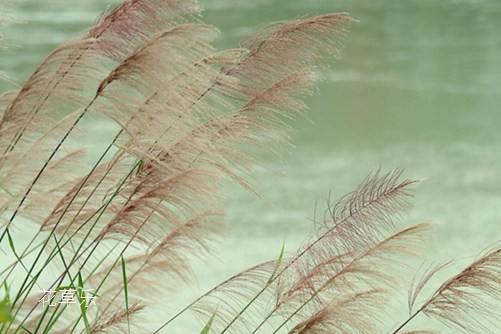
0,0 -> 499,333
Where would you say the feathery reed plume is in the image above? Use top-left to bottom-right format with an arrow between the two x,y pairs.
287,289 -> 385,334
185,172 -> 422,333
407,261 -> 451,315
31,13 -> 351,319
1,0 -> 200,152
90,302 -> 144,334
394,247 -> 501,333
0,0 -> 202,246
1,1 -> 357,332
3,1 -> 499,333
89,0 -> 201,60
269,223 -> 430,333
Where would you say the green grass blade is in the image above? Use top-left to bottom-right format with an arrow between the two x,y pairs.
78,272 -> 91,334
20,326 -> 33,333
0,301 -> 13,327
121,256 -> 130,334
268,241 -> 285,283
200,312 -> 216,334
6,229 -> 16,255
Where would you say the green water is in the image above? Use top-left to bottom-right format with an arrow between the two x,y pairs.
1,0 -> 500,332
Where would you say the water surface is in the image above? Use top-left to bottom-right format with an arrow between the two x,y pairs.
1,0 -> 500,332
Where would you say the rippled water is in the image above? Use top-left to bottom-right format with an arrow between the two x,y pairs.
1,0 -> 500,332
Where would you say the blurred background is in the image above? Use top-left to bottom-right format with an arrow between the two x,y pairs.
1,0 -> 500,331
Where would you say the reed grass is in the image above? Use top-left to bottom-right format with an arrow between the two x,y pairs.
0,1 -> 499,333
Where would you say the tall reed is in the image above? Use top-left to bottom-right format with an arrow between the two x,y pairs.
0,1 -> 499,333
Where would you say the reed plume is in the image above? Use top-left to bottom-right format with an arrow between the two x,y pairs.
0,0 -> 352,332
187,172 -> 429,333
393,247 -> 501,333
1,1 -> 499,333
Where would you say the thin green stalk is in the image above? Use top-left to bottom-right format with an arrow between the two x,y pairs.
1,0 -> 141,154
8,53 -> 235,333
219,198 -> 385,333
7,135 -> 120,310
10,201 -> 104,309
5,158 -> 134,332
37,236 -> 76,334
0,97 -> 96,246
61,80 -> 222,331
67,205 -> 157,334
3,230 -> 42,290
77,272 -> 91,334
1,146 -> 115,300
3,47 -> 221,293
1,0 -> 148,301
4,136 -> 118,277
31,299 -> 53,334
11,117 -> 143,331
268,226 -> 417,334
13,164 -> 138,333
391,309 -> 422,334
153,256 -> 284,333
